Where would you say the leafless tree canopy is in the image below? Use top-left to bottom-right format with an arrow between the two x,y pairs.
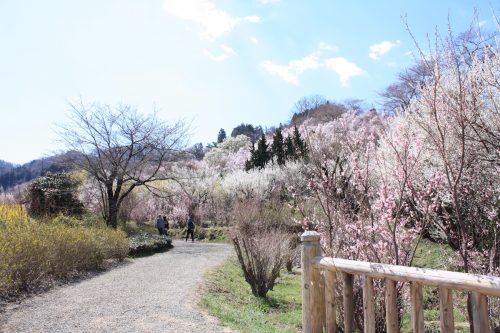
58,102 -> 188,228
380,24 -> 497,115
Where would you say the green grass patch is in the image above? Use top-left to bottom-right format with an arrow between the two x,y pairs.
412,238 -> 458,270
200,257 -> 302,333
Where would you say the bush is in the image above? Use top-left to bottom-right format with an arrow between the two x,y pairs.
0,204 -> 129,297
121,220 -> 157,236
26,172 -> 84,217
128,233 -> 172,256
168,226 -> 229,241
49,214 -> 107,228
230,201 -> 296,297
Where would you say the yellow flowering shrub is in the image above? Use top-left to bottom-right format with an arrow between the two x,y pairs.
0,204 -> 128,296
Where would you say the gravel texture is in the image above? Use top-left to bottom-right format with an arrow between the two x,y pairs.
0,240 -> 236,333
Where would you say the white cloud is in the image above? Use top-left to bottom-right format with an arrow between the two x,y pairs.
259,51 -> 322,85
250,37 -> 259,44
323,57 -> 364,87
204,44 -> 237,62
318,41 -> 338,52
259,47 -> 363,87
259,61 -> 299,85
163,0 -> 260,40
368,40 -> 400,60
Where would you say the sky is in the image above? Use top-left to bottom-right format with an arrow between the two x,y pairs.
0,0 -> 497,164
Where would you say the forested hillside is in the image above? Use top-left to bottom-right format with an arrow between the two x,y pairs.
0,154 -> 72,190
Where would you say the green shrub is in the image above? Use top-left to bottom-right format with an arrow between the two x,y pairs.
168,227 -> 229,241
121,221 -> 157,236
128,233 -> 172,256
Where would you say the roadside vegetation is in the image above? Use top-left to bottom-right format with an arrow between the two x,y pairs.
0,204 -> 128,299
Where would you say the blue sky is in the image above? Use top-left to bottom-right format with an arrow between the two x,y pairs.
0,0 -> 496,164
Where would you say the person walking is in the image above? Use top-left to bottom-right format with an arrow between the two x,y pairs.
155,214 -> 165,236
185,215 -> 195,242
163,215 -> 169,236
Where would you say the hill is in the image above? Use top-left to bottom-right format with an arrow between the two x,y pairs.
0,153 -> 75,190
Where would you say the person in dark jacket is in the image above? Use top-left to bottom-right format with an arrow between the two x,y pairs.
185,215 -> 195,242
155,214 -> 165,235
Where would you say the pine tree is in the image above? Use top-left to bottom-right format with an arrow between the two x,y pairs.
272,127 -> 285,166
254,134 -> 270,169
217,128 -> 227,144
293,125 -> 308,160
284,135 -> 295,160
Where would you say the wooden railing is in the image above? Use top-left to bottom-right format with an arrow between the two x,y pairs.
301,231 -> 500,333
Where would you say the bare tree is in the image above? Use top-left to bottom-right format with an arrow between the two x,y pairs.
379,60 -> 433,114
58,102 -> 188,228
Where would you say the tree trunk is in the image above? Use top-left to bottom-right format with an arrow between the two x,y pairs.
107,197 -> 119,229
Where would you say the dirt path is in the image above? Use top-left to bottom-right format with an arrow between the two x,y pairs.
0,240 -> 236,333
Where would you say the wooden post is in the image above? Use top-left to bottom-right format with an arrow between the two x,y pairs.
410,282 -> 424,333
385,279 -> 398,333
312,268 -> 326,333
325,270 -> 337,333
343,272 -> 354,333
363,276 -> 375,333
301,231 -> 324,333
471,292 -> 489,333
439,287 -> 454,333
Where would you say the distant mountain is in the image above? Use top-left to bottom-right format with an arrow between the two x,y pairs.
0,160 -> 15,170
0,153 -> 76,190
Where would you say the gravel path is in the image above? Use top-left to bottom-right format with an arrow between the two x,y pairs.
0,240 -> 236,333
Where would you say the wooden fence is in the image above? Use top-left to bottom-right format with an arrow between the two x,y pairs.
301,231 -> 500,333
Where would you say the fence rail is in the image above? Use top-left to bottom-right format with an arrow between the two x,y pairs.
301,231 -> 500,333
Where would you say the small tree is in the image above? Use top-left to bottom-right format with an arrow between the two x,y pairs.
189,143 -> 205,161
58,102 -> 188,228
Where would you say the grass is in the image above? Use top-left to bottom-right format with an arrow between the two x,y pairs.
411,238 -> 458,270
200,257 -> 302,333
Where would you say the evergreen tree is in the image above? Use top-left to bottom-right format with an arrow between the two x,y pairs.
271,127 -> 285,166
217,128 -> 227,144
293,125 -> 308,160
254,134 -> 270,169
284,135 -> 295,160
